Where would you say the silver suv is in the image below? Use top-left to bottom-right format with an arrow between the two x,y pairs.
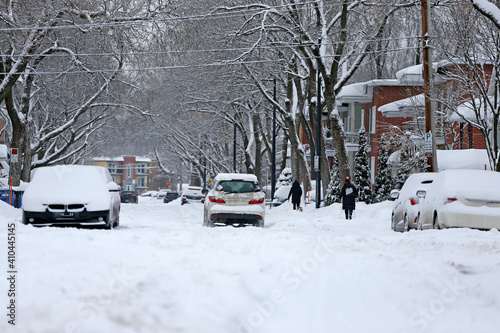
203,173 -> 265,227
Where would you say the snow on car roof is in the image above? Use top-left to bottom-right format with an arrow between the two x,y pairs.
23,165 -> 112,209
214,173 -> 258,182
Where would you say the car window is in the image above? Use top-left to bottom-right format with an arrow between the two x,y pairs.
218,180 -> 255,193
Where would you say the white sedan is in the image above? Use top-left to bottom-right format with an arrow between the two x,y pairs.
417,169 -> 500,230
203,173 -> 265,227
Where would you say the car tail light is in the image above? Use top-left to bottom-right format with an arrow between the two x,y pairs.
208,196 -> 225,203
249,198 -> 265,204
444,197 -> 457,205
409,197 -> 417,206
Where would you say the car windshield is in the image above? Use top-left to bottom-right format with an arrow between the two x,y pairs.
217,180 -> 256,193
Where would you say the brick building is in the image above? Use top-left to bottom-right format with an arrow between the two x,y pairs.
91,156 -> 158,194
335,61 -> 495,184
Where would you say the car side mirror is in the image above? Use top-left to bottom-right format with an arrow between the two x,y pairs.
416,190 -> 426,198
390,191 -> 399,200
108,182 -> 121,192
202,189 -> 209,195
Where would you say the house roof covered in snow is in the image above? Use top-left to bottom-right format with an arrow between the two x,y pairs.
395,64 -> 425,85
336,79 -> 398,103
92,156 -> 153,163
450,97 -> 493,122
378,93 -> 425,118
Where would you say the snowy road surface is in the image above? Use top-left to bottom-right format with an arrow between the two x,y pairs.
1,198 -> 500,333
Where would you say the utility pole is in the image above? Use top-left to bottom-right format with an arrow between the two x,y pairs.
315,69 -> 322,209
421,0 -> 437,171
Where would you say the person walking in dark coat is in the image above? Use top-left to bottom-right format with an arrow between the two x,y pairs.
288,180 -> 303,210
339,176 -> 358,219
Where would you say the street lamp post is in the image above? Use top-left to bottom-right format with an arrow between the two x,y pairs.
233,122 -> 237,173
271,78 -> 277,206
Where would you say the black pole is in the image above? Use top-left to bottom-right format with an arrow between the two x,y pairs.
203,150 -> 207,191
316,70 -> 321,209
233,122 -> 237,173
271,78 -> 277,205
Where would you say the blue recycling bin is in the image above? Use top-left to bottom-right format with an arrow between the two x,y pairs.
0,189 -> 9,204
0,189 -> 23,208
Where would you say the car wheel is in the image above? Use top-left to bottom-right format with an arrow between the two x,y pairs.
104,212 -> 113,230
403,214 -> 409,232
203,212 -> 214,227
257,220 -> 264,228
417,214 -> 422,231
113,216 -> 120,228
21,212 -> 27,225
391,214 -> 396,231
433,213 -> 441,230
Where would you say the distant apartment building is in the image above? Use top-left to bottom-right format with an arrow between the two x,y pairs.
91,156 -> 158,194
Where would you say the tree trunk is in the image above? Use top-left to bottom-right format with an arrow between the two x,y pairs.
252,113 -> 262,183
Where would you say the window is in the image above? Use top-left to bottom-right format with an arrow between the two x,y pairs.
137,177 -> 146,187
217,181 -> 256,193
371,106 -> 376,134
108,163 -> 116,174
340,103 -> 364,133
137,164 -> 146,174
126,163 -> 132,178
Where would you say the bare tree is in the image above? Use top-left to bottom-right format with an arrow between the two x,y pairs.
0,0 -> 173,184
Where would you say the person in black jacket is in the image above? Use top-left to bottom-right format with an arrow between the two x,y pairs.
339,176 -> 358,219
287,180 -> 303,210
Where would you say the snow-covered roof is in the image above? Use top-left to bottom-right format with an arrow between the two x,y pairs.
0,144 -> 7,159
136,157 -> 152,163
214,173 -> 258,182
92,156 -> 124,162
450,97 -> 492,122
436,149 -> 491,171
91,156 -> 153,163
336,80 -> 399,103
378,94 -> 425,117
336,82 -> 371,102
395,64 -> 424,85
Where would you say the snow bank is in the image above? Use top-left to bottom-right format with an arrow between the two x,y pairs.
1,197 -> 499,333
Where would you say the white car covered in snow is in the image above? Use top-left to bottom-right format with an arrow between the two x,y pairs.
416,169 -> 500,230
22,165 -> 121,229
203,173 -> 265,227
391,172 -> 437,232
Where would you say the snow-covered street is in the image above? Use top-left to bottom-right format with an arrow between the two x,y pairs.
1,198 -> 500,333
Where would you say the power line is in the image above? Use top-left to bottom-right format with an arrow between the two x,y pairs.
0,36 -> 422,59
0,0 -> 335,32
0,46 -> 422,76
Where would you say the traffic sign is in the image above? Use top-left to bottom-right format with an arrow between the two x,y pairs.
10,148 -> 19,163
424,132 -> 432,153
